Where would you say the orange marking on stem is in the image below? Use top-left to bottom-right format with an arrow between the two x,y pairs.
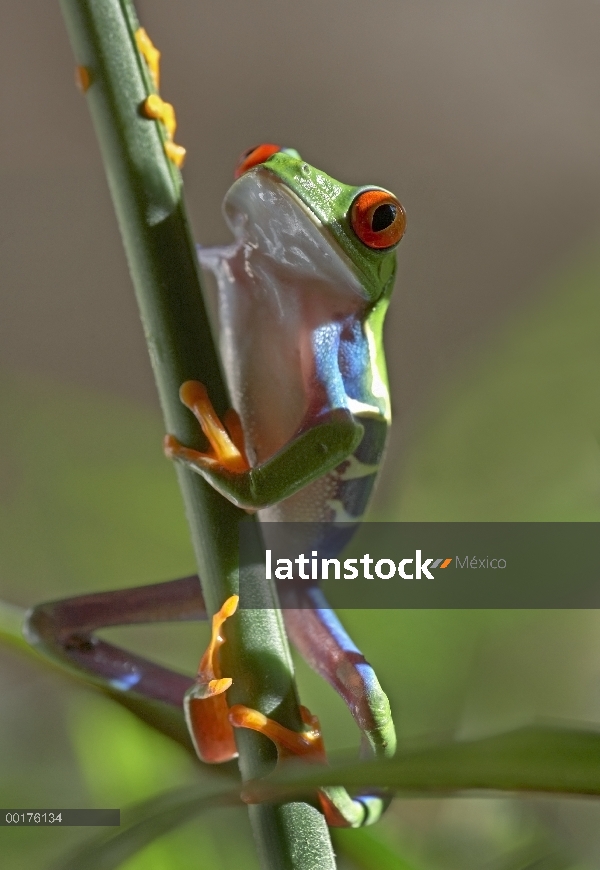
75,66 -> 91,93
136,29 -> 186,167
135,27 -> 161,90
141,93 -> 186,166
164,141 -> 186,168
143,94 -> 176,137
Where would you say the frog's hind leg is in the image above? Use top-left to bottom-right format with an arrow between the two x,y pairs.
282,589 -> 395,825
24,577 -> 206,744
283,587 -> 395,759
241,588 -> 396,828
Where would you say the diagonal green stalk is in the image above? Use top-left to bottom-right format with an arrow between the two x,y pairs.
55,723 -> 600,870
0,600 -> 30,655
57,2 -> 335,867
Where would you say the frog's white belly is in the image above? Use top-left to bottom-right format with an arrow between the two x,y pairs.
198,167 -> 376,530
199,167 -> 365,456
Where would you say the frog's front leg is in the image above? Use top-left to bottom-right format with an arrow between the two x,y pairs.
164,381 -> 363,510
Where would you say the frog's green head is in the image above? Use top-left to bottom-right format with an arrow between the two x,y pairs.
231,144 -> 406,304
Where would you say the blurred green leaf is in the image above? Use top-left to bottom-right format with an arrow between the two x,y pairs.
68,696 -> 207,807
332,826 -> 422,870
56,724 -> 600,870
0,371 -> 195,607
252,725 -> 600,799
54,781 -> 242,870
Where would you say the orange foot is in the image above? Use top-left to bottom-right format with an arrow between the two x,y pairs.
230,703 -> 355,826
229,703 -> 326,763
164,381 -> 250,474
184,594 -> 239,764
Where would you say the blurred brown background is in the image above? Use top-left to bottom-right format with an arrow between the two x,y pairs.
2,1 -> 599,478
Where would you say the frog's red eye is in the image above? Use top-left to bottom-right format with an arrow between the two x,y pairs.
234,143 -> 281,179
350,190 -> 406,249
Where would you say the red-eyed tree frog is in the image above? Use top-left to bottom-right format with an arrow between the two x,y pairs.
166,143 -> 405,825
25,31 -> 406,831
165,143 -> 404,524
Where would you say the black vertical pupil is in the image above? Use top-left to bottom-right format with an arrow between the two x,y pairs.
371,203 -> 396,232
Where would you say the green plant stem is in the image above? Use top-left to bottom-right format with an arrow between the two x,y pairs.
58,2 -> 335,867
